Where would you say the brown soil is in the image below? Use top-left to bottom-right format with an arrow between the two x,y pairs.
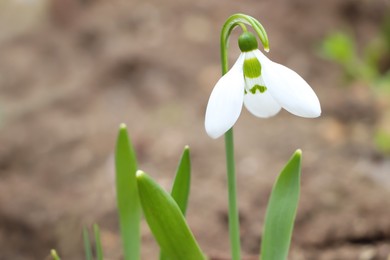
1,0 -> 390,259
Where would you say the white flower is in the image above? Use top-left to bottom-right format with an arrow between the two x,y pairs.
205,32 -> 321,139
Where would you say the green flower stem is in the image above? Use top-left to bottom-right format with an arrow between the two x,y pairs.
219,14 -> 269,260
221,20 -> 241,257
224,128 -> 241,260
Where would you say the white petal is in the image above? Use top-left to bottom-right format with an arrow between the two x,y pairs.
244,91 -> 281,118
205,54 -> 245,139
254,50 -> 321,118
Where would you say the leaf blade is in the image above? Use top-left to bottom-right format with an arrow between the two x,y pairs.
137,171 -> 205,260
94,224 -> 104,260
83,227 -> 93,260
260,149 -> 302,260
160,146 -> 192,260
115,124 -> 141,260
171,145 -> 191,216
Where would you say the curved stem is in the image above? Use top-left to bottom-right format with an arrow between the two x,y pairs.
220,14 -> 269,73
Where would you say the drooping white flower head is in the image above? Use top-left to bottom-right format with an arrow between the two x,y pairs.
205,32 -> 321,139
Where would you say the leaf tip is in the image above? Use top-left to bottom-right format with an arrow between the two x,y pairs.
50,249 -> 60,260
292,149 -> 302,163
184,145 -> 190,150
117,123 -> 129,141
136,170 -> 145,179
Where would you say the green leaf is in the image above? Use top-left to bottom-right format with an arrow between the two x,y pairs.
374,129 -> 390,154
171,145 -> 191,215
94,224 -> 104,260
321,32 -> 356,65
260,150 -> 302,260
50,249 -> 61,260
115,124 -> 141,260
381,11 -> 390,49
160,146 -> 192,260
137,171 -> 205,260
83,227 -> 93,260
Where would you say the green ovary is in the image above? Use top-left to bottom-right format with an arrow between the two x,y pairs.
243,58 -> 261,78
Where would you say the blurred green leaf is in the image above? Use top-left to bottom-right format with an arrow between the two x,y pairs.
83,227 -> 93,260
137,171 -> 205,260
363,38 -> 383,79
115,124 -> 141,260
321,32 -> 356,65
50,249 -> 61,260
320,32 -> 364,81
382,12 -> 390,50
94,224 -> 104,260
260,150 -> 302,260
374,129 -> 390,154
376,71 -> 390,91
171,145 -> 191,215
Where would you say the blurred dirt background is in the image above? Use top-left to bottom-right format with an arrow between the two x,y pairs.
1,0 -> 390,259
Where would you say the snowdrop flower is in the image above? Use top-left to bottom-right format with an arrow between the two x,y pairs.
205,32 -> 321,139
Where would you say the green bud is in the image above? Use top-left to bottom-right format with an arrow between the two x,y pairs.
238,32 -> 258,52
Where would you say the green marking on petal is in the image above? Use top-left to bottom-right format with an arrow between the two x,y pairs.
250,85 -> 267,94
243,58 -> 261,78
